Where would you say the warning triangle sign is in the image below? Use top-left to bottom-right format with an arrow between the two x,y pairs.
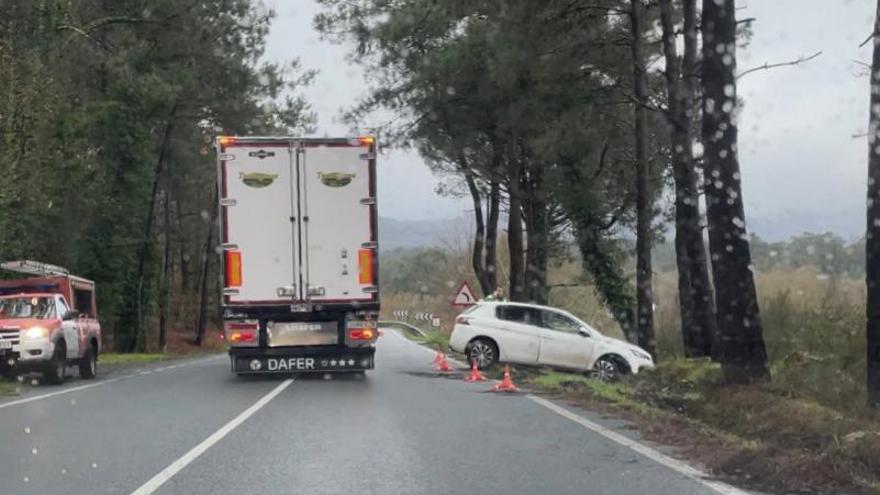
452,281 -> 477,307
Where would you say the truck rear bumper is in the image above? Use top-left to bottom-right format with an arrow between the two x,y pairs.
229,346 -> 375,374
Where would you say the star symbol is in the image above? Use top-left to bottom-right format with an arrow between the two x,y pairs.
330,360 -> 337,366
348,359 -> 355,366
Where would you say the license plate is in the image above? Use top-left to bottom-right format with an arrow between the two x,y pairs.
235,355 -> 373,373
0,341 -> 12,350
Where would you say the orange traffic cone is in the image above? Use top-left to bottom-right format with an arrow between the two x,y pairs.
490,365 -> 519,392
431,350 -> 444,365
433,353 -> 453,373
464,360 -> 486,382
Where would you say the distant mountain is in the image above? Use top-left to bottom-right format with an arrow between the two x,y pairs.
378,216 -> 465,251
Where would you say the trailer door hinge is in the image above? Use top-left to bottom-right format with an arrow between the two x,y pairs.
362,286 -> 379,293
361,242 -> 377,249
220,243 -> 239,250
220,198 -> 236,207
360,197 -> 376,205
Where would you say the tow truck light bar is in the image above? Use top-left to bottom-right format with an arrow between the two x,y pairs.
1,260 -> 70,277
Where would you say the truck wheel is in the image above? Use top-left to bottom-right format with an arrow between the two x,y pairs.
79,345 -> 97,379
45,342 -> 66,385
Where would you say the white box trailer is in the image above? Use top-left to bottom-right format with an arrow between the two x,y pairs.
216,136 -> 379,374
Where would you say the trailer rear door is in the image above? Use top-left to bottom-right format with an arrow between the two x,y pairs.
300,143 -> 376,303
221,144 -> 297,304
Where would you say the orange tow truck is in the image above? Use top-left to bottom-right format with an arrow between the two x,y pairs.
0,261 -> 102,384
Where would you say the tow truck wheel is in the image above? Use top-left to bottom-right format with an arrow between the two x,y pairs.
45,342 -> 66,385
79,345 -> 97,379
0,360 -> 14,379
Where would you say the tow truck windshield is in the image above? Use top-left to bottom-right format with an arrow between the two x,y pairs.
0,297 -> 56,319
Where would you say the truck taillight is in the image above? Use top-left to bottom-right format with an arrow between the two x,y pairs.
225,321 -> 258,345
218,136 -> 236,146
349,329 -> 375,340
225,251 -> 242,287
358,249 -> 374,285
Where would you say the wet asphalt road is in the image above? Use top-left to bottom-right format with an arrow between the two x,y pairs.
0,330 -> 743,495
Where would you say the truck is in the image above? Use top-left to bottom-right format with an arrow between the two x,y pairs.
0,260 -> 102,384
216,136 -> 380,375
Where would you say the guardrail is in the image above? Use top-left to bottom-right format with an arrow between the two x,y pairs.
378,320 -> 427,339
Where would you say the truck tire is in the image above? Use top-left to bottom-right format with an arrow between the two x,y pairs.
79,345 -> 97,379
44,342 -> 66,385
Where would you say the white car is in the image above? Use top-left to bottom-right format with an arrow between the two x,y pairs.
449,302 -> 654,380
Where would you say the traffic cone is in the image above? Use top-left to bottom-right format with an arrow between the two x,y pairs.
433,353 -> 453,373
490,365 -> 519,392
464,359 -> 486,382
431,350 -> 444,365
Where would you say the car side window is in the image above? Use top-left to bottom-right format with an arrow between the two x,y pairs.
495,305 -> 538,325
541,311 -> 581,334
56,298 -> 70,319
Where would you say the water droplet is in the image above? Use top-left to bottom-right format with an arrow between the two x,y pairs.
61,468 -> 67,475
91,462 -> 98,469
724,84 -> 735,97
31,448 -> 38,456
70,399 -> 77,406
23,477 -> 29,483
23,427 -> 30,434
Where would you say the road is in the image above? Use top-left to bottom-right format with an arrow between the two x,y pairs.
0,330 -> 748,495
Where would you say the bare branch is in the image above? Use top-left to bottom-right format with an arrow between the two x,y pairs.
860,32 -> 875,48
736,51 -> 822,80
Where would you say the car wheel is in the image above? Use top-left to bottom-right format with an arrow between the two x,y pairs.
45,342 -> 67,385
591,356 -> 622,382
466,338 -> 498,368
79,345 -> 97,379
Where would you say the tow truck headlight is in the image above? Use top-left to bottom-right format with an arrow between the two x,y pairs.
23,326 -> 48,340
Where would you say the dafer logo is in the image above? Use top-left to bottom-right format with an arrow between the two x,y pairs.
239,172 -> 278,188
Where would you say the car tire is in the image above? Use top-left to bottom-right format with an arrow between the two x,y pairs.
79,345 -> 97,379
45,342 -> 67,385
591,355 -> 625,382
466,338 -> 498,368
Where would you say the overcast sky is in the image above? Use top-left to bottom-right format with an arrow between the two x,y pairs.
264,0 -> 875,241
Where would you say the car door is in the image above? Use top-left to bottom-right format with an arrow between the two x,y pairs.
492,305 -> 541,364
537,310 -> 593,370
56,297 -> 79,359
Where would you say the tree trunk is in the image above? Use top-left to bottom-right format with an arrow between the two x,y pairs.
701,0 -> 769,383
157,187 -> 172,353
484,140 -> 502,294
194,186 -> 218,346
176,200 -> 190,293
660,0 -> 718,357
866,0 -> 880,407
630,0 -> 655,356
464,167 -> 490,296
508,153 -> 526,302
524,167 -> 549,304
128,105 -> 177,352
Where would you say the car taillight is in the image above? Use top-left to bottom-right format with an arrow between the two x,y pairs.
225,251 -> 242,287
349,329 -> 376,340
358,249 -> 374,285
456,316 -> 470,325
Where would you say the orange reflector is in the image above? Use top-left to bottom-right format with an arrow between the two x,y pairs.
358,135 -> 375,146
218,136 -> 236,146
225,251 -> 242,287
358,249 -> 373,285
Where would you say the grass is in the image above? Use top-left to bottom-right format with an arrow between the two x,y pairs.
0,379 -> 18,396
525,359 -> 880,493
99,353 -> 170,365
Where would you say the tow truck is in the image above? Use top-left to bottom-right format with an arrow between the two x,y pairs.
0,260 -> 102,384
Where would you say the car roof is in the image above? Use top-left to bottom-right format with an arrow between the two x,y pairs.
476,301 -> 572,314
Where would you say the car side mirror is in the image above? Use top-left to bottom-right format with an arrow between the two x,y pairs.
62,310 -> 79,321
578,327 -> 591,337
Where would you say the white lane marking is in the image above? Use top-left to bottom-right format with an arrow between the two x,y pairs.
527,395 -> 751,495
0,378 -> 122,410
0,356 -> 220,410
130,377 -> 294,495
